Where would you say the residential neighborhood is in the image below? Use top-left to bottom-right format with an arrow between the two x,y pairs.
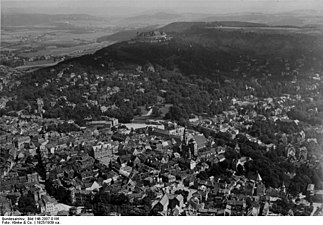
1,82 -> 323,216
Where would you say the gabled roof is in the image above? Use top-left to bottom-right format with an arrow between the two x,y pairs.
159,194 -> 169,208
176,194 -> 184,203
86,181 -> 101,191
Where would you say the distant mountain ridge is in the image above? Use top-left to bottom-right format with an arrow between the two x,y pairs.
121,12 -> 181,23
1,13 -> 102,27
118,11 -> 214,26
2,9 -> 323,28
118,10 -> 323,27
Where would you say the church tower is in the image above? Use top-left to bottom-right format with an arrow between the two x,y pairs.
182,128 -> 188,145
181,128 -> 191,159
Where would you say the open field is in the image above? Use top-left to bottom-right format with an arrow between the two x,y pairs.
132,104 -> 172,123
1,28 -> 115,56
0,22 -> 121,68
18,41 -> 116,57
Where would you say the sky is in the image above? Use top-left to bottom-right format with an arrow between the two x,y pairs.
2,0 -> 323,16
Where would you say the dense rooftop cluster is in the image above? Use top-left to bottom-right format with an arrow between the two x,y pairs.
1,85 -> 323,216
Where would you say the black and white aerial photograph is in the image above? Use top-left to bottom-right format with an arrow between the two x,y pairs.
1,0 -> 323,220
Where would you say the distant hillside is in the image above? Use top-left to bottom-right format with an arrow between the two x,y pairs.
201,12 -> 323,27
160,21 -> 268,33
96,25 -> 158,43
164,22 -> 316,57
118,11 -> 215,26
160,22 -> 207,33
96,30 -> 139,43
119,12 -> 181,25
116,10 -> 323,27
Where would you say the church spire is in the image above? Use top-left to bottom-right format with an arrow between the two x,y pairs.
256,171 -> 262,183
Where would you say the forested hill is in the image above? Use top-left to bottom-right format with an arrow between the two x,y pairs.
3,21 -> 323,125
2,21 -> 319,125
65,22 -> 323,81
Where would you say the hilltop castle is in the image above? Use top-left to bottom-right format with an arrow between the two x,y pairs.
131,31 -> 171,43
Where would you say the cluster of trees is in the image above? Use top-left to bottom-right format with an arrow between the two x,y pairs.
45,122 -> 80,133
197,128 -> 323,195
288,164 -> 323,197
17,191 -> 39,215
287,108 -> 322,126
92,189 -> 152,216
245,119 -> 278,144
0,58 -> 25,67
